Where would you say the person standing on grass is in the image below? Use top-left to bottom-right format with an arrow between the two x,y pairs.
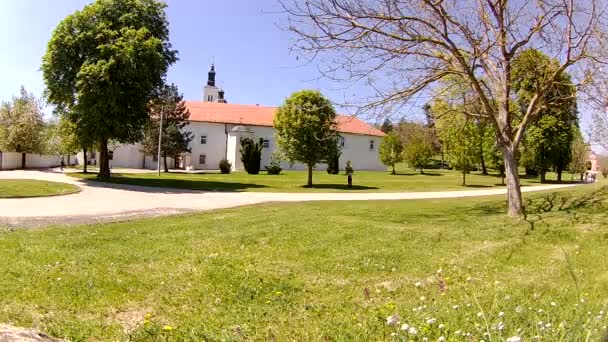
60,156 -> 64,171
345,161 -> 354,189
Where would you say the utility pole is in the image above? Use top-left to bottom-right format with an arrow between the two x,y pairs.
156,104 -> 164,176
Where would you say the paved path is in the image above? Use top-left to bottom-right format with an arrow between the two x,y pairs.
0,169 -> 579,227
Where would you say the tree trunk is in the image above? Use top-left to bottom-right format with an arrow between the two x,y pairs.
540,171 -> 546,184
67,155 -> 71,165
420,167 -> 423,174
21,153 -> 26,169
307,164 -> 313,187
98,138 -> 111,178
163,155 -> 169,173
391,164 -> 396,175
83,146 -> 88,174
479,142 -> 487,175
557,168 -> 563,182
504,148 -> 524,217
462,171 -> 466,186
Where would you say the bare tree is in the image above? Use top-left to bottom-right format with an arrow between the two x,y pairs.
280,0 -> 606,216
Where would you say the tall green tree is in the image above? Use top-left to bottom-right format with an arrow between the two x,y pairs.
569,128 -> 589,181
274,90 -> 338,186
513,50 -> 578,183
397,121 -> 434,174
0,86 -> 45,168
432,101 -> 483,185
379,131 -> 403,174
42,0 -> 177,177
380,118 -> 394,133
140,84 -> 192,172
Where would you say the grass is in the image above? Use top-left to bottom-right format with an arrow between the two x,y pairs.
68,165 -> 577,192
0,179 -> 80,198
0,183 -> 606,340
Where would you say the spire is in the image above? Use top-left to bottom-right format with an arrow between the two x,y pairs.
207,64 -> 216,86
218,88 -> 227,103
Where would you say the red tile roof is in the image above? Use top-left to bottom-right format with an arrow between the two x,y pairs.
185,101 -> 385,137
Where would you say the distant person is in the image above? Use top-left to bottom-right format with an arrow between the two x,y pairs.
60,157 -> 65,171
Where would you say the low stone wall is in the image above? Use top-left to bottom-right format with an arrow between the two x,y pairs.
0,152 -> 77,170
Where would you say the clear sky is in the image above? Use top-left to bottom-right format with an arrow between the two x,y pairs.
0,0 -> 594,139
0,0 -> 367,117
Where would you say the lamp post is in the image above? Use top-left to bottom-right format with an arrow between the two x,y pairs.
156,104 -> 164,176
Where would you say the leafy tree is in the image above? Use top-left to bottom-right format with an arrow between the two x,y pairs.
513,50 -> 578,183
486,144 -> 506,185
569,128 -> 589,181
398,122 -> 434,174
240,138 -> 263,174
325,142 -> 341,175
282,0 -> 602,216
0,86 -> 45,168
380,118 -> 394,133
274,90 -> 338,186
379,132 -> 403,174
432,103 -> 480,185
42,0 -> 177,178
140,84 -> 192,172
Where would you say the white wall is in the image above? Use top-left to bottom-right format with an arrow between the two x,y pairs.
75,123 -> 385,171
0,152 -> 77,170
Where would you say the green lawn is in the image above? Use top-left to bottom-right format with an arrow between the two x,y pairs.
0,184 -> 606,340
69,167 -> 577,192
0,179 -> 80,198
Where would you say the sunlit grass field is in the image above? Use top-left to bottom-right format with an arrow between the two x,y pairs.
0,183 -> 605,340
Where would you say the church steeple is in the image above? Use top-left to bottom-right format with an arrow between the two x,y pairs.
207,64 -> 216,86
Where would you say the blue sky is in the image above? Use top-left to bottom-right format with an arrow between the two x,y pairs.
0,0 -> 594,139
0,0 -> 374,118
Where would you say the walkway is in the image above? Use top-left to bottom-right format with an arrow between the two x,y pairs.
0,169 -> 579,227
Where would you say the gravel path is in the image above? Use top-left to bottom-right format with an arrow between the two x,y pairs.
0,169 -> 579,227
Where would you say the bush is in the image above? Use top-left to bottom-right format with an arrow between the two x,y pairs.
219,159 -> 231,174
265,151 -> 283,175
344,160 -> 354,174
602,168 -> 608,179
240,138 -> 263,174
326,150 -> 341,174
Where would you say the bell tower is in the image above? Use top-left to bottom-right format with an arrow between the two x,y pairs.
203,64 -> 219,102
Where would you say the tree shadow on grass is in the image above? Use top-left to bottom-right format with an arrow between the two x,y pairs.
392,172 -> 445,176
299,184 -> 380,191
462,184 -> 494,188
78,175 -> 268,193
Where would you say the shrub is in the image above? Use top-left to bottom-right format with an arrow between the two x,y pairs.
602,168 -> 608,179
344,160 -> 354,174
326,149 -> 341,174
240,138 -> 263,174
219,159 -> 231,174
265,151 -> 283,175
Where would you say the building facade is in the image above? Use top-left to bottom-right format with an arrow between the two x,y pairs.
80,65 -> 386,171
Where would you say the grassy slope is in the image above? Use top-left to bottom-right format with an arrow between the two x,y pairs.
69,167 -> 576,192
0,184 -> 606,340
0,179 -> 79,198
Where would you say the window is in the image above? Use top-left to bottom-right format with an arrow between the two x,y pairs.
108,151 -> 114,160
200,135 -> 207,144
369,139 -> 375,151
207,95 -> 213,101
199,154 -> 206,165
262,138 -> 270,148
339,136 -> 345,148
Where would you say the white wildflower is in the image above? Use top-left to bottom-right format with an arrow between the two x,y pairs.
420,296 -> 426,301
408,327 -> 418,335
498,311 -> 505,317
551,302 -> 557,307
515,306 -> 523,313
506,337 -> 521,342
426,318 -> 436,325
437,268 -> 443,274
452,305 -> 459,310
454,330 -> 462,335
538,309 -> 544,313
386,315 -> 399,326
415,281 -> 422,288
438,323 -> 445,330
477,312 -> 484,318
545,323 -> 552,328
466,276 -> 472,281
498,322 -> 505,331
438,337 -> 446,342
400,323 -> 409,331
